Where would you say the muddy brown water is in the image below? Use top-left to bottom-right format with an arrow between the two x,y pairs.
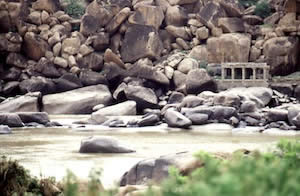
0,115 -> 299,188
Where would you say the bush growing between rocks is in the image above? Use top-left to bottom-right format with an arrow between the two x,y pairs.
254,0 -> 272,18
238,0 -> 258,8
64,0 -> 85,19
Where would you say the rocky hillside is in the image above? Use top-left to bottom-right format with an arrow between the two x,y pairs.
0,0 -> 299,103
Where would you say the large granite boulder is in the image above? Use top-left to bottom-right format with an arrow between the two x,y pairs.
79,70 -> 107,86
218,17 -> 245,33
165,5 -> 188,26
32,0 -> 60,13
92,101 -> 136,116
0,92 -> 40,112
128,5 -> 164,29
197,1 -> 226,28
0,113 -> 24,127
164,109 -> 192,128
105,7 -> 131,34
19,77 -> 56,95
124,85 -> 158,110
79,136 -> 135,153
121,24 -> 163,63
42,84 -> 112,114
219,0 -> 244,17
23,32 -> 49,61
263,36 -> 299,75
16,112 -> 50,125
186,68 -> 217,94
207,33 -> 251,63
120,152 -> 196,185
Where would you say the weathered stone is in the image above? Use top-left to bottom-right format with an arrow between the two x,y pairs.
168,0 -> 197,5
42,84 -> 112,114
54,73 -> 82,92
196,26 -> 209,40
270,83 -> 293,97
0,10 -> 12,33
80,14 -> 99,36
79,44 -> 94,56
213,92 -> 241,108
219,0 -> 244,17
92,101 -> 136,116
19,77 -> 56,95
27,11 -> 41,25
186,68 -> 217,94
0,125 -> 11,134
6,53 -> 27,68
168,91 -> 184,104
104,48 -> 125,68
79,70 -> 107,86
165,25 -> 191,40
188,45 -> 208,62
184,112 -> 208,125
79,52 -> 104,71
249,46 -> 261,61
35,57 -> 60,78
48,32 -> 60,47
124,85 -> 158,110
177,58 -> 198,74
197,2 -> 226,29
128,5 -> 164,29
263,36 -> 299,75
267,109 -> 288,122
242,15 -> 263,25
240,101 -> 256,113
79,136 -> 135,153
164,109 -> 192,128
105,7 -> 131,33
121,24 -> 163,63
179,95 -> 204,108
207,33 -> 251,63
17,112 -> 50,125
0,92 -> 40,112
173,70 -> 186,91
0,113 -> 24,127
92,32 -> 110,51
138,113 -> 160,126
165,6 -> 188,26
2,81 -> 19,95
2,67 -> 21,81
53,57 -> 68,68
52,42 -> 61,56
61,37 -> 81,55
218,17 -> 245,33
32,0 -> 60,13
23,32 -> 49,61
287,105 -> 300,128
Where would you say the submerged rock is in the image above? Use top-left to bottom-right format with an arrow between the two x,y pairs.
79,136 -> 135,153
0,125 -> 12,134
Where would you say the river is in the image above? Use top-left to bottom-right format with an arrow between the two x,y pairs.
0,115 -> 299,188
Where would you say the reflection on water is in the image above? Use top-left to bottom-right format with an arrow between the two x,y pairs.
0,119 -> 299,187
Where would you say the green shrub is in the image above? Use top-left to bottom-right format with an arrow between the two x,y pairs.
64,0 -> 85,19
157,139 -> 300,196
238,0 -> 258,8
254,0 -> 272,18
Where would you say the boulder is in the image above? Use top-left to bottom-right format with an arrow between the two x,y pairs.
213,92 -> 241,108
240,101 -> 257,113
184,112 -> 208,125
61,37 -> 81,55
23,32 -> 49,61
2,81 -> 19,95
0,125 -> 11,134
196,26 -> 209,40
105,7 -> 130,33
168,91 -> 184,104
17,112 -> 50,125
218,17 -> 245,33
104,48 -> 125,69
263,36 -> 299,75
79,70 -> 107,86
179,95 -> 204,108
287,105 -> 300,128
172,70 -> 187,91
138,113 -> 160,126
197,2 -> 226,28
0,10 -> 12,33
0,92 -> 40,112
79,52 -> 104,71
210,106 -> 237,122
207,33 -> 251,63
165,25 -> 191,40
35,57 -> 61,78
92,101 -> 136,116
0,113 -> 24,127
270,83 -> 293,97
177,58 -> 198,74
79,136 -> 135,153
32,0 -> 60,13
124,85 -> 158,110
219,0 -> 244,17
80,14 -> 100,36
121,24 -> 163,63
186,68 -> 217,94
267,109 -> 288,122
2,67 -> 21,81
188,45 -> 208,62
92,32 -> 110,51
42,84 -> 112,114
6,53 -> 27,69
120,152 -> 196,185
164,109 -> 192,128
19,77 -> 56,95
165,5 -> 188,26
127,61 -> 170,86
54,73 -> 83,93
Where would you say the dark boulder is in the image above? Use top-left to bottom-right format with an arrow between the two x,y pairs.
186,69 -> 217,94
17,112 -> 50,125
79,136 -> 135,153
0,113 -> 24,127
164,109 -> 192,128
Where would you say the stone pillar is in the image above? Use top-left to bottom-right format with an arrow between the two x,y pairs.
253,68 -> 256,80
231,68 -> 235,80
242,67 -> 245,80
221,67 -> 225,80
263,67 -> 268,80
